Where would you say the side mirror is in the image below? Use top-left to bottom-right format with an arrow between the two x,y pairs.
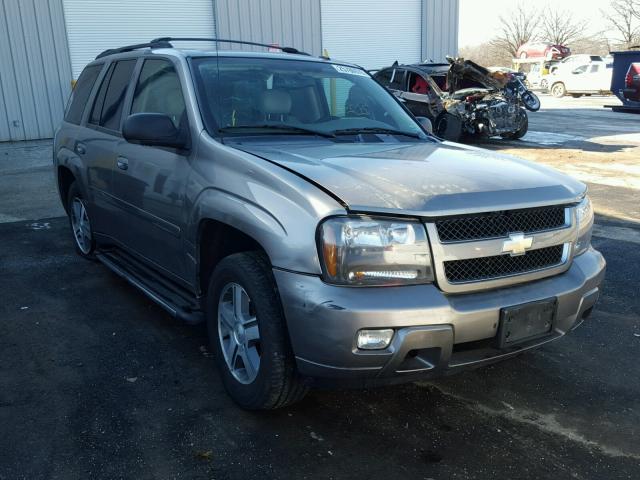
123,113 -> 187,149
416,116 -> 433,134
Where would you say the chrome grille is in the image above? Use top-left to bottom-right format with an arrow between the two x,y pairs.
436,206 -> 567,243
444,245 -> 565,283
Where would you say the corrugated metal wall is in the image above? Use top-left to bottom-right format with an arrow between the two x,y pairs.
63,0 -> 217,78
423,0 -> 459,62
320,0 -> 423,70
0,0 -> 72,141
215,0 -> 322,55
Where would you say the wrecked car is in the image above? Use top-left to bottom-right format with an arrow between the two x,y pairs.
374,57 -> 540,142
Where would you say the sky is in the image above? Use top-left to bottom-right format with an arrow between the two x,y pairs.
458,0 -> 619,48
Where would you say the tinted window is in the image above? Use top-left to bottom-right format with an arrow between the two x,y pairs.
90,59 -> 136,131
131,59 -> 186,128
101,60 -> 136,130
89,63 -> 114,125
65,65 -> 102,125
374,69 -> 393,86
388,69 -> 406,90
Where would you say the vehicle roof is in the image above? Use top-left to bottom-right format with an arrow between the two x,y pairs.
377,62 -> 449,74
90,45 -> 361,69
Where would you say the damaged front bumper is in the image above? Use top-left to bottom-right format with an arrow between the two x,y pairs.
274,248 -> 605,386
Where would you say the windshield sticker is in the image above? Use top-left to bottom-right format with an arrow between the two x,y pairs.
332,64 -> 369,77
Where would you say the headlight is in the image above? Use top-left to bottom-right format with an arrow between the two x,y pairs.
318,216 -> 434,286
575,196 -> 594,256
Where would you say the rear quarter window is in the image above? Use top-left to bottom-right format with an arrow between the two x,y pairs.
64,65 -> 102,125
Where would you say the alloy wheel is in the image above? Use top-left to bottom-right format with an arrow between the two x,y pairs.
217,282 -> 261,384
70,197 -> 92,254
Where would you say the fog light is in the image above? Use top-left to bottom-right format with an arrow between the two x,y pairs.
357,329 -> 394,350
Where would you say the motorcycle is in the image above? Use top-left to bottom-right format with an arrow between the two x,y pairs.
504,73 -> 541,112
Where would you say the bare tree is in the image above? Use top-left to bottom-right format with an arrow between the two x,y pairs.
539,7 -> 585,45
602,0 -> 640,48
491,3 -> 541,58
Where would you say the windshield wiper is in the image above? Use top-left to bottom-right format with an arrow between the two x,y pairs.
219,125 -> 335,138
330,127 -> 422,139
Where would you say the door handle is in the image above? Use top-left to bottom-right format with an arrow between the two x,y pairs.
75,143 -> 86,155
116,157 -> 129,170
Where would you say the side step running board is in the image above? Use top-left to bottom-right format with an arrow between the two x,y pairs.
96,250 -> 204,325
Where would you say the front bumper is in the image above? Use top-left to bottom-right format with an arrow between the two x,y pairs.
274,248 -> 605,383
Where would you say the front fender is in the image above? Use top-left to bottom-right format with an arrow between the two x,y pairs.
187,134 -> 346,274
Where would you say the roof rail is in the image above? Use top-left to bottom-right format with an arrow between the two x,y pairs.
95,37 -> 310,60
152,37 -> 310,55
96,40 -> 172,59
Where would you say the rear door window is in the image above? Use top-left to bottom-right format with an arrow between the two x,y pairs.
89,59 -> 137,131
65,64 -> 102,125
375,69 -> 393,87
388,69 -> 406,90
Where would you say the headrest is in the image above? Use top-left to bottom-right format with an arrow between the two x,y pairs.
260,89 -> 292,115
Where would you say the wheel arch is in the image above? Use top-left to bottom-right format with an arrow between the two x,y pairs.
57,165 -> 76,213
197,218 -> 271,296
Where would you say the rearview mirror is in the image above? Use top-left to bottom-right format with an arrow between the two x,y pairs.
416,116 -> 433,134
123,113 -> 187,149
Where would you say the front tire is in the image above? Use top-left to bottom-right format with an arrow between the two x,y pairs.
501,109 -> 528,140
434,112 -> 463,142
67,181 -> 95,258
206,252 -> 308,410
521,91 -> 541,111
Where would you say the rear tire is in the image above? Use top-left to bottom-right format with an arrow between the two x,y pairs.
67,181 -> 96,259
206,251 -> 309,410
551,82 -> 566,98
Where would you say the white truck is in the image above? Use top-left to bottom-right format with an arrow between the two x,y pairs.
548,61 -> 613,98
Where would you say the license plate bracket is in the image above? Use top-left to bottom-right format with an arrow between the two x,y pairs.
498,298 -> 557,348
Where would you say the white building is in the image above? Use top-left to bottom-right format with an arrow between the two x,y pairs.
0,0 -> 459,141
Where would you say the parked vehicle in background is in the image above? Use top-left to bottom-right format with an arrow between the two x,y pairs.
624,63 -> 640,101
516,42 -> 570,60
606,50 -> 640,112
374,58 -> 539,142
54,38 -> 605,410
549,55 -> 604,74
524,61 -> 557,90
548,61 -> 613,97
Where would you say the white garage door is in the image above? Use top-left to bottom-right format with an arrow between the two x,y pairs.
63,0 -> 216,78
321,0 -> 422,70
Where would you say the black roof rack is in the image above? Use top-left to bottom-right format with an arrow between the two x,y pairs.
96,40 -> 173,59
95,37 -> 310,60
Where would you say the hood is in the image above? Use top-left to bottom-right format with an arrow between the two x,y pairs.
446,57 -> 507,93
234,140 -> 585,217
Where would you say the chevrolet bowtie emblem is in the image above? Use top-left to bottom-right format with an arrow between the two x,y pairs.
502,232 -> 533,256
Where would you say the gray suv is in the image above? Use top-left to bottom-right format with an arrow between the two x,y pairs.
54,38 -> 605,409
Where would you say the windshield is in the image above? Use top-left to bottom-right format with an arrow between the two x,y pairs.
191,56 -> 428,141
